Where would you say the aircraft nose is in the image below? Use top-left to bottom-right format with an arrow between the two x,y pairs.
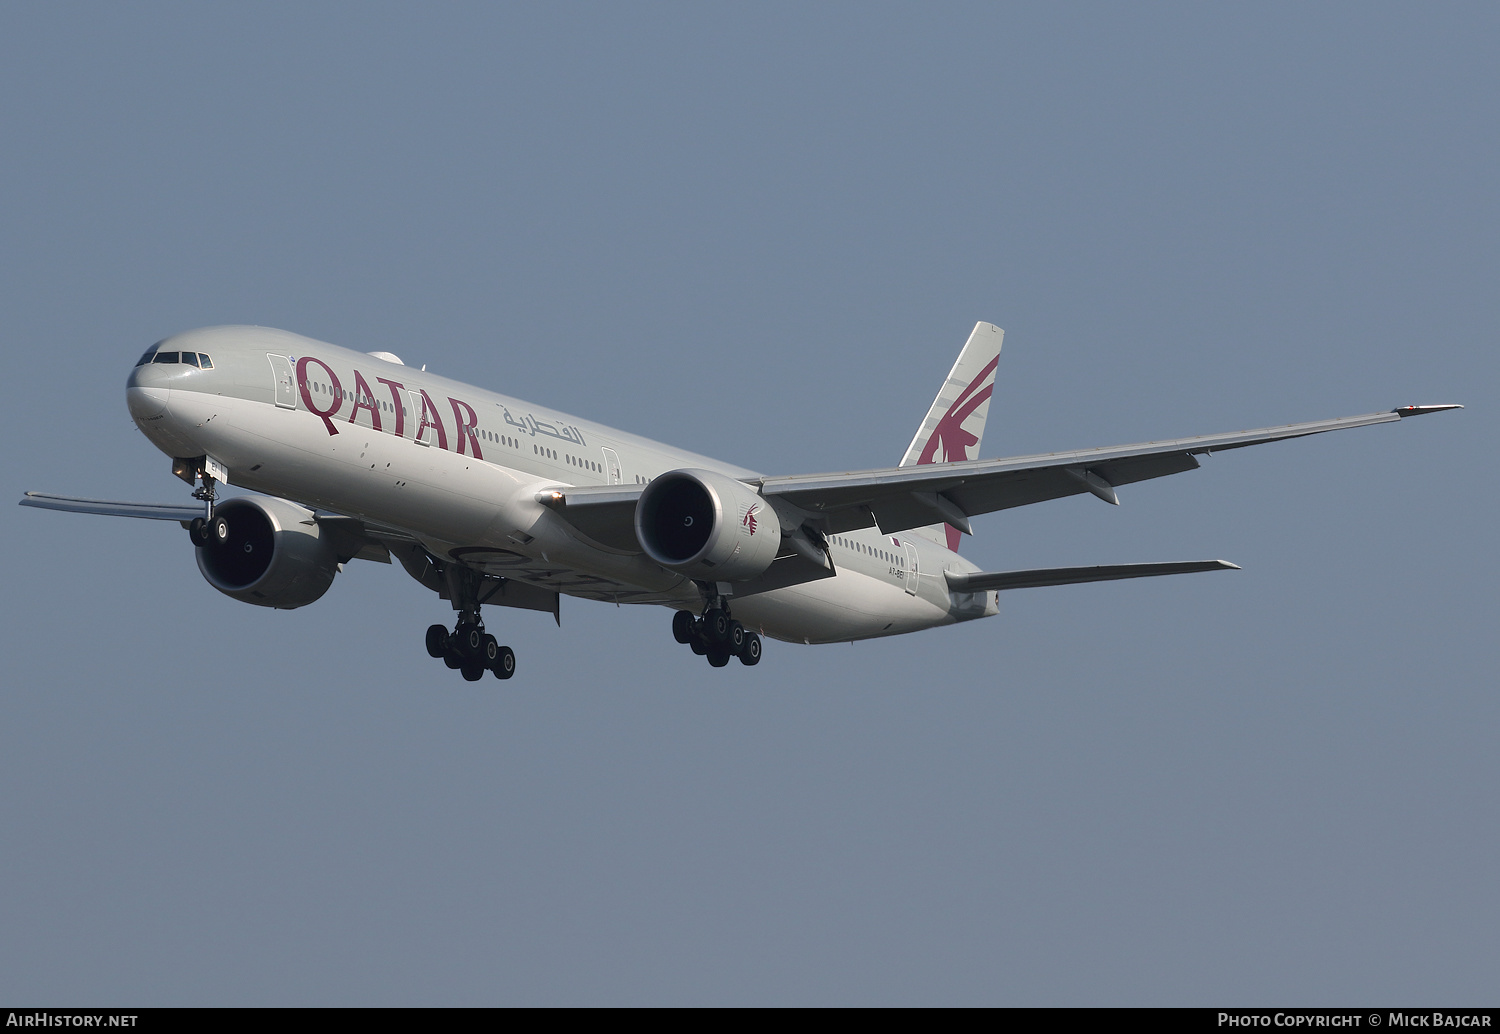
127,384 -> 170,421
126,352 -> 173,419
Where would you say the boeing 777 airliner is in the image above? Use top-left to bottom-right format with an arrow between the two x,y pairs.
21,322 -> 1459,680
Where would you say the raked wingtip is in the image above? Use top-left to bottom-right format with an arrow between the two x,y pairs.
1394,404 -> 1463,417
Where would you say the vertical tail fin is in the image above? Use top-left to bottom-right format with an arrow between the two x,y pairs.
900,322 -> 1003,466
900,321 -> 1003,551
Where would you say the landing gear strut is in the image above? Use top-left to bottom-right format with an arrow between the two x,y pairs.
424,563 -> 516,681
186,467 -> 220,547
672,591 -> 761,667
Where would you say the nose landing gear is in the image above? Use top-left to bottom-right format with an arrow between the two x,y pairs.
182,461 -> 221,547
672,604 -> 761,667
188,512 -> 229,547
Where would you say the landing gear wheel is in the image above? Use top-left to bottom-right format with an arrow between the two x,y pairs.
481,634 -> 499,665
188,517 -> 211,546
210,514 -> 230,544
444,649 -> 464,669
689,637 -> 707,656
672,611 -> 696,644
738,632 -> 762,666
491,645 -> 515,679
728,621 -> 746,652
459,625 -> 483,654
460,661 -> 485,682
426,624 -> 449,658
703,608 -> 730,643
706,645 -> 732,667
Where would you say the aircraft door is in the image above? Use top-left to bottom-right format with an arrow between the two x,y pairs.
601,447 -> 623,485
902,540 -> 920,596
407,390 -> 433,445
267,354 -> 296,409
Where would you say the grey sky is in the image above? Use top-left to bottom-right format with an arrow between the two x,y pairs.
1,2 -> 1493,1005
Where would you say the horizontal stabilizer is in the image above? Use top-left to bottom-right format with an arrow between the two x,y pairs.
946,559 -> 1239,593
19,492 -> 201,521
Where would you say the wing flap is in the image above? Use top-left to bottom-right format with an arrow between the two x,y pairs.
311,514 -> 392,564
728,550 -> 838,598
947,559 -> 1239,592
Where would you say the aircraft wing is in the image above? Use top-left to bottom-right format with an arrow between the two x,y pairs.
20,492 -> 203,521
757,405 -> 1461,536
19,491 -> 400,564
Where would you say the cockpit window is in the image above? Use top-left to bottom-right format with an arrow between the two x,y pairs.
137,347 -> 213,368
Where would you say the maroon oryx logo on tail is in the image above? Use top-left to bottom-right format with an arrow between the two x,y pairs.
918,354 -> 998,551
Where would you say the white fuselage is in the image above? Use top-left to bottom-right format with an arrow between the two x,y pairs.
126,326 -> 996,643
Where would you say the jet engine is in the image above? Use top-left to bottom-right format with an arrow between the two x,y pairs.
196,495 -> 339,609
634,468 -> 781,582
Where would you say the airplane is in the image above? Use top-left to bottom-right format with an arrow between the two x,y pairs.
20,322 -> 1459,680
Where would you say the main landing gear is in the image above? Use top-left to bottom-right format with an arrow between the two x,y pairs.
426,620 -> 515,681
673,606 -> 762,667
425,563 -> 515,681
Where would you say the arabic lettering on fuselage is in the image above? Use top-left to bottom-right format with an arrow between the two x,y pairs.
499,406 -> 587,446
290,355 -> 586,458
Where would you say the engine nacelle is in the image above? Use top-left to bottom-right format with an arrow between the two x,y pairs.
635,468 -> 781,582
196,495 -> 339,609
